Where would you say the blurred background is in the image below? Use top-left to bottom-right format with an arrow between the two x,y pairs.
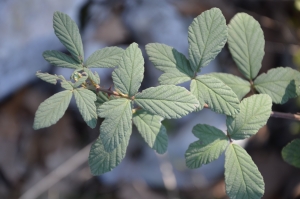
1,0 -> 300,198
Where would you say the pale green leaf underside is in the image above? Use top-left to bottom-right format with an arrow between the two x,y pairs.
33,90 -> 72,130
134,85 -> 199,119
226,94 -> 272,140
188,8 -> 227,72
208,73 -> 251,100
73,88 -> 97,129
53,11 -> 84,63
43,50 -> 82,69
185,139 -> 228,169
254,67 -> 300,104
282,139 -> 300,168
146,43 -> 193,85
133,110 -> 168,154
225,144 -> 264,199
83,68 -> 100,85
36,71 -> 60,85
60,80 -> 74,90
228,13 -> 264,80
95,92 -> 109,107
192,124 -> 227,143
88,126 -> 131,175
98,98 -> 132,152
112,43 -> 144,97
191,75 -> 240,116
85,47 -> 124,68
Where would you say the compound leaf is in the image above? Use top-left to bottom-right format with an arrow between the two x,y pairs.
191,75 -> 240,116
188,8 -> 227,72
95,92 -> 110,107
225,144 -> 264,199
85,47 -> 124,68
186,124 -> 228,168
226,94 -> 272,140
43,50 -> 82,69
282,139 -> 300,168
53,11 -> 84,63
98,98 -> 132,152
89,126 -> 131,175
208,73 -> 251,100
254,67 -> 300,104
228,13 -> 264,80
112,43 -> 144,97
73,88 -> 97,128
83,68 -> 100,85
133,110 -> 168,154
146,43 -> 193,84
134,85 -> 199,119
33,90 -> 72,130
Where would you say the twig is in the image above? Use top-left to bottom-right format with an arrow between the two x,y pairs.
19,143 -> 92,199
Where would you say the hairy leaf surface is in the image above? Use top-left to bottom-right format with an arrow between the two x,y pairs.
226,94 -> 272,140
85,47 -> 124,68
134,85 -> 199,119
186,124 -> 228,168
188,8 -> 227,72
146,43 -> 193,84
225,144 -> 264,199
112,43 -> 144,97
208,73 -> 251,100
73,88 -> 97,128
33,90 -> 72,129
89,126 -> 131,175
73,74 -> 88,88
83,68 -> 100,84
254,67 -> 300,104
43,50 -> 82,69
228,13 -> 264,80
282,139 -> 300,168
98,99 -> 132,152
133,110 -> 168,154
53,11 -> 84,63
36,72 -> 61,85
191,75 -> 240,116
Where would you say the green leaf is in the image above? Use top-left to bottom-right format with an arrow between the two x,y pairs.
53,11 -> 84,63
191,75 -> 240,116
208,73 -> 251,100
185,124 -> 228,169
36,72 -> 74,90
112,43 -> 144,97
226,94 -> 272,140
145,43 -> 193,85
134,85 -> 199,119
98,98 -> 132,152
95,92 -> 110,107
85,47 -> 124,68
36,71 -> 60,85
73,88 -> 97,128
83,68 -> 100,85
228,13 -> 264,80
43,50 -> 82,69
254,67 -> 300,104
192,124 -> 228,143
188,8 -> 227,72
33,90 -> 72,130
282,139 -> 300,168
88,126 -> 131,175
225,144 -> 264,199
73,74 -> 88,88
133,110 -> 168,154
